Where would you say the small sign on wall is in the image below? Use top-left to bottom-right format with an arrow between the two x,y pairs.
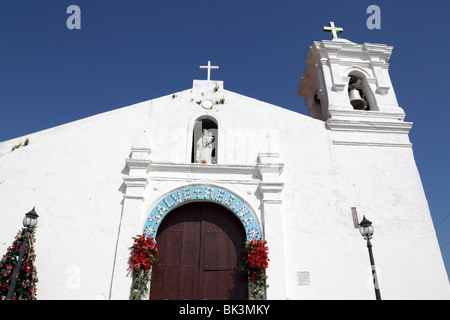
297,271 -> 310,286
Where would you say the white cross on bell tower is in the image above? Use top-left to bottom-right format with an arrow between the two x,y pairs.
323,21 -> 343,40
199,60 -> 219,81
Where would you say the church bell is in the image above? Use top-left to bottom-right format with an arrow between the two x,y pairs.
348,88 -> 367,110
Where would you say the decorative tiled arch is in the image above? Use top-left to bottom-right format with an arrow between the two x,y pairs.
143,185 -> 262,241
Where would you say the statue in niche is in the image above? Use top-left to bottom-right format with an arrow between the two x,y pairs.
195,129 -> 215,164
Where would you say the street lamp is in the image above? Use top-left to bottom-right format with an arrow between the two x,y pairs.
359,215 -> 381,300
22,207 -> 39,230
6,207 -> 39,300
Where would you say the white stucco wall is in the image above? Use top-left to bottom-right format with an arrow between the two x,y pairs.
0,78 -> 448,299
0,101 -> 154,299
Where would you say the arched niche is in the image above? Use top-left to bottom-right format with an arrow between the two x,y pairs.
346,69 -> 378,111
191,116 -> 218,164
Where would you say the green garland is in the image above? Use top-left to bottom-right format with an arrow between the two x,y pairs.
0,229 -> 38,300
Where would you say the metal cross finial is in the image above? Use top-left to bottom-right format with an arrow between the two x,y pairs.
199,60 -> 219,81
323,21 -> 343,40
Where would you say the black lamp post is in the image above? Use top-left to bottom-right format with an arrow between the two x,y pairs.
6,207 -> 39,300
359,215 -> 381,300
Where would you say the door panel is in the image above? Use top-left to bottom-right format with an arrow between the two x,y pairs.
150,202 -> 247,300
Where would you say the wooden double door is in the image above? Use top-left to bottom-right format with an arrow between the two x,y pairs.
150,202 -> 248,300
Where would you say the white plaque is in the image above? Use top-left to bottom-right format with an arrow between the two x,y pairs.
201,99 -> 214,109
297,271 -> 310,286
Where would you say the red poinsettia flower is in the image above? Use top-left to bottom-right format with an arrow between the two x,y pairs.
128,234 -> 158,275
243,239 -> 269,285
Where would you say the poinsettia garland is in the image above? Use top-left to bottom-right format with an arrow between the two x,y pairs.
0,229 -> 38,300
241,239 -> 269,300
128,234 -> 158,300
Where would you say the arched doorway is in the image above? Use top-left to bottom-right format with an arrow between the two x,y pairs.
149,202 -> 248,300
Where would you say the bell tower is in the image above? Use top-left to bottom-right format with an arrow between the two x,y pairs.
298,22 -> 412,144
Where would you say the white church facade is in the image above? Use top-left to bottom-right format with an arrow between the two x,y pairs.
1,31 -> 449,299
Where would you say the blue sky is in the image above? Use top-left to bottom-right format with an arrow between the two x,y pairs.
1,1 -> 449,281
